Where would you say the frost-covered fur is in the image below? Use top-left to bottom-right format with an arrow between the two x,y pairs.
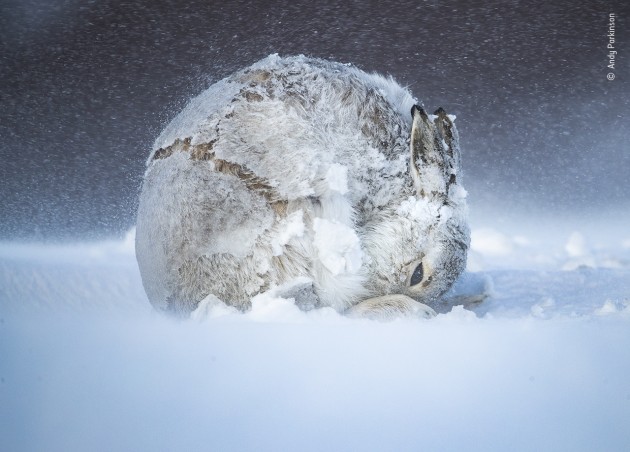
135,54 -> 470,318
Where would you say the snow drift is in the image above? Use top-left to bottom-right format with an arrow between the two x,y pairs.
1,226 -> 630,451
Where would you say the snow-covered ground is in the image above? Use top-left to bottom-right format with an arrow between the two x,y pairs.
1,224 -> 630,451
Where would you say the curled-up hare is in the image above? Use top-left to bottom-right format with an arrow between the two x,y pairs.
136,55 -> 470,320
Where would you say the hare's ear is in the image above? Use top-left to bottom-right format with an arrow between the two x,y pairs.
409,105 -> 461,203
433,107 -> 461,191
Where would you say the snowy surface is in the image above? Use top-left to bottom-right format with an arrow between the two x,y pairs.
1,226 -> 630,451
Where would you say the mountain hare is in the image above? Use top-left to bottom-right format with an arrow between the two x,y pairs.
136,54 -> 470,319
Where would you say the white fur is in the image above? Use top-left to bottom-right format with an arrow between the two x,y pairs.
136,55 -> 470,318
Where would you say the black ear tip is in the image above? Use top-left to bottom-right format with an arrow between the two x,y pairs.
434,107 -> 446,116
411,104 -> 425,118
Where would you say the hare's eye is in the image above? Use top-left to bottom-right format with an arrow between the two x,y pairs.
409,262 -> 424,286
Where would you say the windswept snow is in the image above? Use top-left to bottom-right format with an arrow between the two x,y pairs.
313,217 -> 363,275
1,225 -> 630,451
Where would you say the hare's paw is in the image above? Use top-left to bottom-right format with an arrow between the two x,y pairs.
345,294 -> 437,321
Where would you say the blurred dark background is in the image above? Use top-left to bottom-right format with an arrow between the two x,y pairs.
1,0 -> 628,240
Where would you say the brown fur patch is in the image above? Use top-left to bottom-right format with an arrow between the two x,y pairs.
152,137 -> 286,211
238,69 -> 272,85
241,89 -> 264,102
